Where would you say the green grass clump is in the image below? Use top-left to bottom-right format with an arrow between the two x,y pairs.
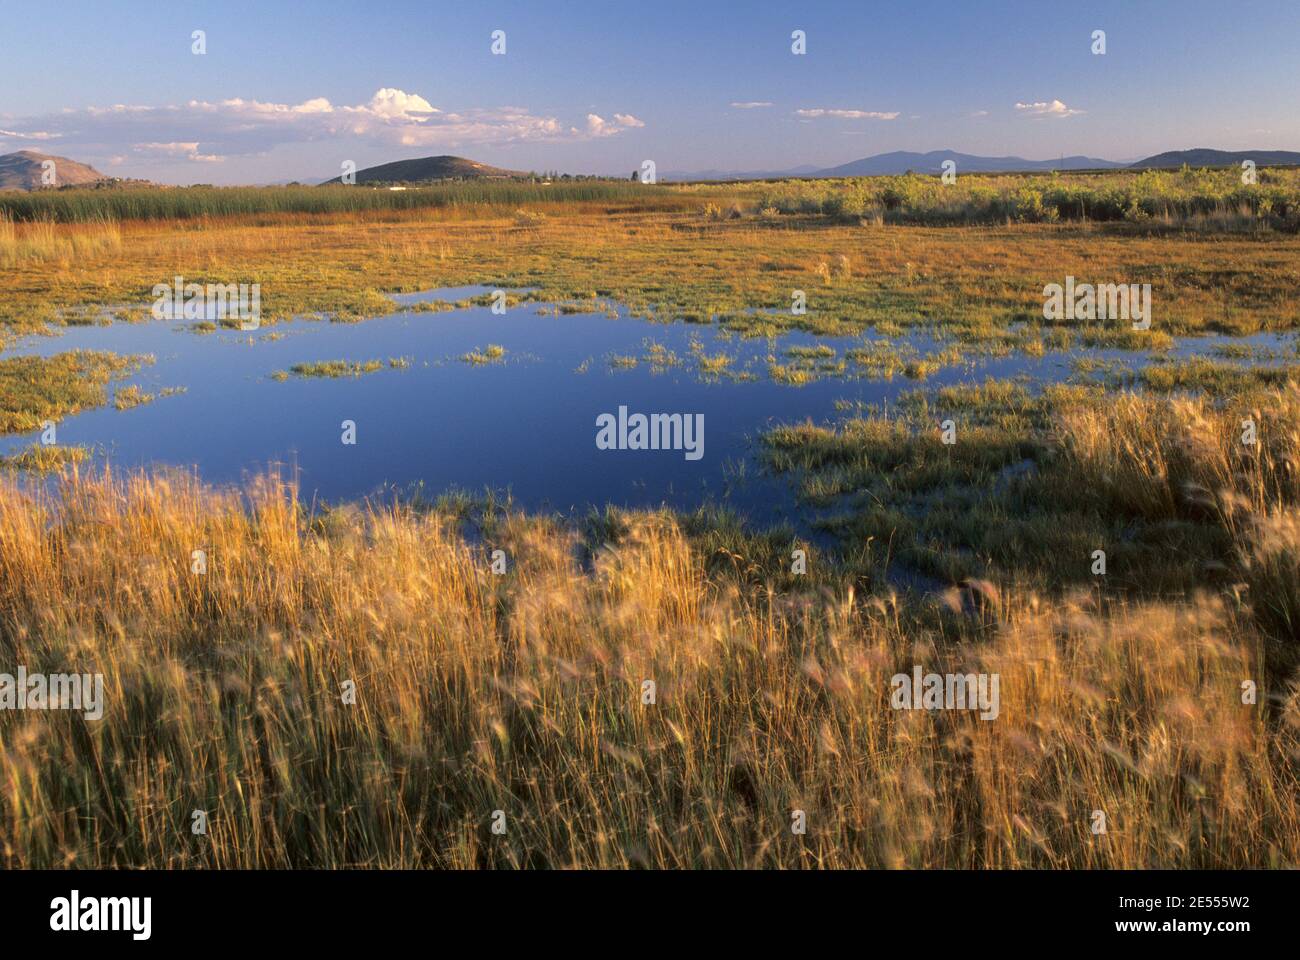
280,358 -> 407,379
0,351 -> 151,434
785,343 -> 837,360
113,385 -> 154,410
0,443 -> 92,472
462,345 -> 507,365
767,362 -> 817,385
1130,357 -> 1299,396
402,299 -> 455,314
695,351 -> 734,375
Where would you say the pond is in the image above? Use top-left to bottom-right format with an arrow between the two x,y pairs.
2,286 -> 1291,531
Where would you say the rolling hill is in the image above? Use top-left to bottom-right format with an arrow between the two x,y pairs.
1130,148 -> 1300,169
321,155 -> 525,185
0,150 -> 109,191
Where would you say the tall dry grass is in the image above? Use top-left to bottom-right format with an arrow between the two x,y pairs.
1057,388 -> 1300,660
0,450 -> 1295,867
0,212 -> 121,268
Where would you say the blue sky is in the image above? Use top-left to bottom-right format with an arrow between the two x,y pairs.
2,0 -> 1297,183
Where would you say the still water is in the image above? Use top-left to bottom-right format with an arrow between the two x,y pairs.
2,287 -> 1289,528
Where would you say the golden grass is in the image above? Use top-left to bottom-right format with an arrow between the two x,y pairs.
0,443 -> 91,473
0,213 -> 121,269
4,201 -> 1300,340
2,193 -> 1299,869
0,455 -> 1295,868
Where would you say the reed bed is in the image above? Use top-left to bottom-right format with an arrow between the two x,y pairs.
0,180 -> 679,224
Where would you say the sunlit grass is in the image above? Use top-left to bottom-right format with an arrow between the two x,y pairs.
0,442 -> 91,472
0,212 -> 121,268
461,344 -> 507,365
4,175 -> 1299,341
0,461 -> 1294,868
0,351 -> 150,433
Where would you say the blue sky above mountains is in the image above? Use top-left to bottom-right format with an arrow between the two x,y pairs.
1,0 -> 1296,184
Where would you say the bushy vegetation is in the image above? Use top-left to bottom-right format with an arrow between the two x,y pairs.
753,167 -> 1300,229
7,167 -> 1297,230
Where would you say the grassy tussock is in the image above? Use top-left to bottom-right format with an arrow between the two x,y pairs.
279,358 -> 410,379
461,344 -> 506,365
0,444 -> 91,473
0,464 -> 1295,868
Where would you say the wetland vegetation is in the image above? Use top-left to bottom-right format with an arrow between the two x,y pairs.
1,168 -> 1298,869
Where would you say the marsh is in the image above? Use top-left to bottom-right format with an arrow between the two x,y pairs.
1,283 -> 1286,529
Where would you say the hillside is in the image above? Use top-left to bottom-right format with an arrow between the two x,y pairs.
321,155 -> 525,185
667,150 -> 1124,180
815,150 -> 1124,177
0,150 -> 109,191
1131,148 -> 1300,169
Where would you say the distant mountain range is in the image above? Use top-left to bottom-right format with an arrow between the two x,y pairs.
665,147 -> 1300,181
0,150 -> 109,190
5,148 -> 1300,192
818,150 -> 1124,176
320,155 -> 523,185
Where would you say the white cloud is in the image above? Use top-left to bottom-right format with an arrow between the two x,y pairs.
795,108 -> 900,120
360,88 -> 438,120
585,113 -> 644,137
134,142 -> 225,163
0,89 -> 644,163
135,142 -> 201,156
0,128 -> 60,140
970,110 -> 990,118
1014,99 -> 1084,118
730,101 -> 773,109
